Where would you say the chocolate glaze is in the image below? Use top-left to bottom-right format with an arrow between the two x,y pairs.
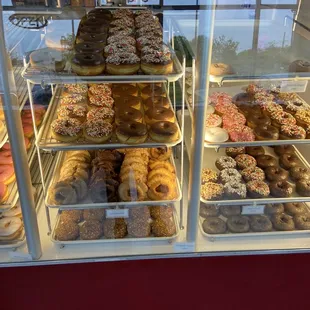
72,53 -> 105,66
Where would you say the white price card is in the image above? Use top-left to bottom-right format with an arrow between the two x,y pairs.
9,251 -> 32,261
174,242 -> 195,253
242,205 -> 265,215
280,80 -> 308,93
106,209 -> 129,219
126,0 -> 138,4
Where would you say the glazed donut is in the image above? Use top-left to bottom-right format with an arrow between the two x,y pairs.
241,166 -> 265,182
228,125 -> 255,142
264,166 -> 289,182
144,96 -> 170,110
22,124 -> 34,138
272,214 -> 295,231
116,107 -> 144,125
250,215 -> 272,232
74,42 -> 104,55
1,205 -> 22,218
219,168 -> 241,184
254,125 -> 279,141
294,214 -> 310,230
279,124 -> 306,140
289,167 -> 310,183
141,84 -> 166,100
114,96 -> 142,110
149,121 -> 179,143
202,217 -> 226,234
57,105 -> 87,122
274,145 -> 295,156
256,155 -> 277,169
279,154 -> 301,170
225,147 -> 245,158
0,150 -> 13,165
245,146 -> 265,157
246,114 -> 271,129
264,203 -> 284,215
220,205 -> 241,217
223,181 -> 246,199
51,118 -> 83,142
296,179 -> 310,196
145,107 -> 175,125
227,215 -> 250,233
71,53 -> 105,76
0,182 -> 8,203
84,119 -> 113,143
235,154 -> 256,170
149,147 -> 172,161
112,84 -> 139,98
106,53 -> 140,75
200,203 -> 219,218
215,156 -> 236,170
284,202 -> 308,216
87,107 -> 115,123
0,217 -> 23,240
205,127 -> 229,143
210,63 -> 234,76
269,180 -> 293,197
246,180 -> 270,198
201,182 -> 224,200
116,122 -> 148,144
147,176 -> 177,200
147,168 -> 175,184
118,181 -> 148,201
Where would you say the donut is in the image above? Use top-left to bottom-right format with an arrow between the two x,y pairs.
296,179 -> 310,196
0,165 -> 15,185
149,147 -> 172,161
112,84 -> 138,98
76,33 -> 107,45
116,122 -> 148,144
110,18 -> 134,28
241,166 -> 265,182
57,105 -> 87,122
118,181 -> 148,201
279,98 -> 305,114
108,26 -> 135,37
0,182 -> 8,203
88,94 -> 114,110
149,121 -> 179,143
228,125 -> 255,142
261,102 -> 283,117
246,114 -> 271,129
233,92 -> 253,105
201,168 -> 219,184
235,154 -> 256,170
294,214 -> 310,230
238,103 -> 262,117
219,168 -> 242,184
0,150 -> 13,165
84,119 -> 113,143
264,166 -> 289,182
264,203 -> 284,215
201,182 -> 224,200
274,145 -> 295,156
225,147 -> 245,158
289,60 -> 310,72
250,215 -> 272,232
279,153 -> 301,170
223,181 -> 246,199
0,217 -> 23,240
107,35 -> 136,46
147,177 -> 177,200
254,92 -> 274,105
269,180 -> 293,197
22,124 -> 34,138
215,156 -> 236,170
220,205 -> 241,217
243,148 -> 263,161
60,94 -> 88,106
208,92 -> 232,105
254,125 -> 279,141
87,107 -> 115,123
71,53 -> 105,76
79,220 -> 103,240
246,83 -> 263,95
272,214 -> 295,231
145,107 -> 175,125
295,110 -> 310,128
204,127 -> 229,143
279,124 -> 306,140
144,96 -> 170,110
199,203 -> 219,218
214,101 -> 238,116
51,118 -> 83,142
106,53 -> 140,75
284,202 -> 308,216
227,215 -> 250,233
210,63 -> 234,76
202,217 -> 226,234
74,42 -> 104,55
115,96 -> 142,110
256,155 -> 277,169
55,219 -> 79,241
246,180 -> 270,198
60,210 -> 83,223
270,111 -> 296,128
205,114 -> 222,128
29,48 -> 65,71
83,209 -> 105,222
116,107 -> 144,125
222,113 -> 246,129
141,84 -> 166,100
141,53 -> 173,75
150,205 -> 173,220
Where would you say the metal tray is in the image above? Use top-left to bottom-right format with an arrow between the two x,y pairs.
51,206 -> 180,245
46,151 -> 182,209
199,203 -> 310,240
201,145 -> 310,206
36,86 -> 183,151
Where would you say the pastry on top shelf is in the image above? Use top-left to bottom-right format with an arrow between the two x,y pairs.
29,48 -> 65,71
210,63 -> 234,76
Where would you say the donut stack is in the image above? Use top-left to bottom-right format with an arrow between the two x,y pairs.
89,150 -> 123,203
49,151 -> 91,205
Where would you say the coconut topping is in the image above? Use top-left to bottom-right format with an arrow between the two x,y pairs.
52,118 -> 82,136
104,43 -> 136,55
87,107 -> 115,120
141,53 -> 170,64
137,35 -> 162,47
57,105 -> 86,118
107,35 -> 136,46
106,52 -> 140,65
89,95 -> 114,108
108,27 -> 134,36
85,119 -> 113,137
110,18 -> 134,28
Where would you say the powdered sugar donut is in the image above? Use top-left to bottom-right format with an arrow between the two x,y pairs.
206,114 -> 222,128
228,125 -> 255,142
222,112 -> 246,129
205,127 -> 229,143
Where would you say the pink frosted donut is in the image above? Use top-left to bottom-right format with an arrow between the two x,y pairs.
208,92 -> 232,105
0,165 -> 14,184
0,150 -> 13,165
205,114 -> 222,127
223,112 -> 246,129
228,125 -> 255,142
215,101 -> 238,115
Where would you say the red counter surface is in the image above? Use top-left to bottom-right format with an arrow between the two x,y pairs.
1,254 -> 309,310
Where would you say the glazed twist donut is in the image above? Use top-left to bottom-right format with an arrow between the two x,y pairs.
118,181 -> 148,201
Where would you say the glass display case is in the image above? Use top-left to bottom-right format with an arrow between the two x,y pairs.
1,0 -> 310,266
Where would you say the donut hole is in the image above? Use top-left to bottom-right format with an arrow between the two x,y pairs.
156,185 -> 169,193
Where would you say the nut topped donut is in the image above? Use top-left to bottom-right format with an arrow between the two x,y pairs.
106,53 -> 140,75
215,156 -> 236,170
104,42 -> 137,57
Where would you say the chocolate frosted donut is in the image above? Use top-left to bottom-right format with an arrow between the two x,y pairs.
144,96 -> 170,110
290,166 -> 310,181
145,107 -> 175,124
116,121 -> 147,143
296,179 -> 310,196
279,154 -> 301,169
220,205 -> 241,217
149,121 -> 178,143
272,214 -> 295,231
264,203 -> 284,215
116,107 -> 143,124
250,215 -> 272,232
71,53 -> 105,76
112,84 -> 138,97
264,166 -> 289,182
269,180 -> 293,197
80,24 -> 108,35
247,114 -> 271,129
254,125 -> 279,141
114,96 -> 142,110
76,33 -> 107,45
75,42 -> 104,54
227,215 -> 250,233
274,145 -> 295,156
200,204 -> 219,218
284,202 -> 308,216
256,155 -> 277,169
245,146 -> 265,157
202,217 -> 226,234
294,214 -> 310,230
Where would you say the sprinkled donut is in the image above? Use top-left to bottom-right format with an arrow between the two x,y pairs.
201,168 -> 218,184
246,180 -> 270,198
225,147 -> 245,158
235,154 -> 257,170
215,156 -> 236,170
222,112 -> 246,129
228,125 -> 255,142
205,114 -> 222,128
219,168 -> 242,184
241,166 -> 265,182
201,182 -> 224,200
223,181 -> 246,199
